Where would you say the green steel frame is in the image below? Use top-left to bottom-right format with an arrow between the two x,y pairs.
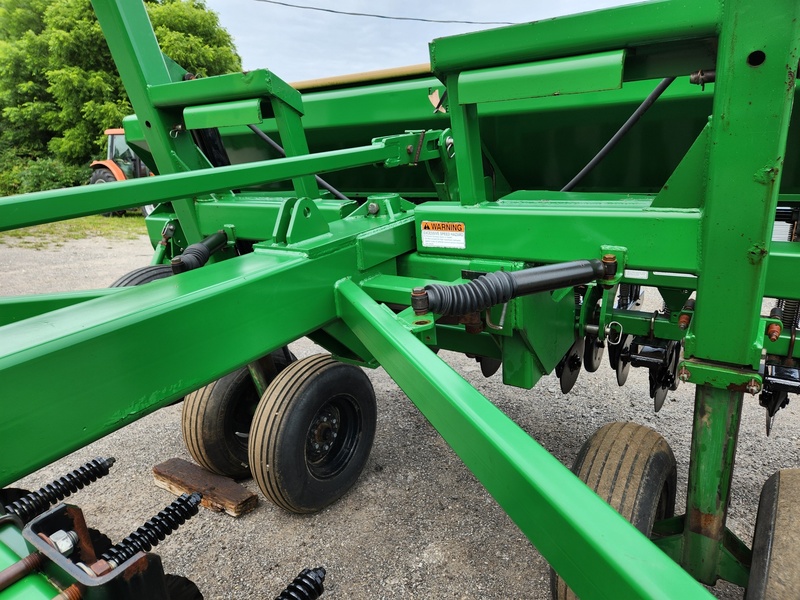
1,0 -> 799,597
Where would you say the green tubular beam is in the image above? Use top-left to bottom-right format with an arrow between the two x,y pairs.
689,0 -> 800,366
0,249 -> 353,485
429,0 -> 720,75
0,290 -> 119,327
0,132 -> 436,231
91,0 -> 207,242
335,279 -> 711,600
413,198 -> 701,272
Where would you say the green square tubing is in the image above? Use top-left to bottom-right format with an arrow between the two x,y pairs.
336,280 -> 711,599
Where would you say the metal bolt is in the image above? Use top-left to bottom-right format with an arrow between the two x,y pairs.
367,202 -> 379,215
767,322 -> 782,342
321,416 -> 328,422
323,444 -> 330,451
678,367 -> 691,383
406,145 -> 414,154
746,379 -> 761,395
313,443 -> 320,450
49,530 -> 79,557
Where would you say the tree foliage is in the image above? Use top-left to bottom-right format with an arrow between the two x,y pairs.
0,0 -> 240,194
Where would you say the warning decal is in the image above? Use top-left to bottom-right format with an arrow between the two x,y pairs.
420,220 -> 466,249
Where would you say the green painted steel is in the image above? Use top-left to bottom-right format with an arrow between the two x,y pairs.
457,50 -> 625,104
183,98 -> 265,130
0,526 -> 56,599
682,387 -> 745,584
1,0 -> 800,596
688,0 -> 800,367
336,280 -> 711,599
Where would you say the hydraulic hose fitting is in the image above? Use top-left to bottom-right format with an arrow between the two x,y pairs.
101,493 -> 202,568
171,231 -> 228,274
4,458 -> 116,525
411,287 -> 429,315
679,298 -> 696,331
424,259 -> 605,317
275,567 -> 326,600
768,306 -> 783,342
601,254 -> 617,274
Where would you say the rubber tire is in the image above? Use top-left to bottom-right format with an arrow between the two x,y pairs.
248,354 -> 377,514
181,349 -> 296,479
91,168 -> 125,217
551,422 -> 677,600
165,574 -> 204,600
746,469 -> 800,599
110,264 -> 173,287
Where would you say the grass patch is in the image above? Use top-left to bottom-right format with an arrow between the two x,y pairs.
0,213 -> 148,249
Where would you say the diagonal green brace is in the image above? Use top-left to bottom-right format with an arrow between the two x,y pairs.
335,279 -> 711,600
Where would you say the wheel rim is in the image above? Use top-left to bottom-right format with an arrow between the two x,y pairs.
228,380 -> 259,454
305,394 -> 361,479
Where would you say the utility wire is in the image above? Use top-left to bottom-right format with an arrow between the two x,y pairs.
250,0 -> 516,25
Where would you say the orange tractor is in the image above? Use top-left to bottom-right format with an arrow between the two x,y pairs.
89,128 -> 155,216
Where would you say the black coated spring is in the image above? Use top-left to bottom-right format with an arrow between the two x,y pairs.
4,457 -> 116,524
776,298 -> 800,331
275,567 -> 326,600
775,222 -> 800,330
101,493 -> 202,567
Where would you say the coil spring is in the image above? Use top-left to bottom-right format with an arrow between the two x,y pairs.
775,222 -> 800,330
275,567 -> 326,600
4,457 -> 115,524
776,298 -> 800,331
101,493 -> 202,566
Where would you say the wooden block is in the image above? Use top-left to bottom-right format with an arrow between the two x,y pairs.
152,458 -> 258,518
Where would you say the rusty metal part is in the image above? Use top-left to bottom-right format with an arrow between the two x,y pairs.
0,552 -> 45,592
459,311 -> 483,335
689,69 -> 716,89
411,287 -> 429,315
53,584 -> 83,600
679,298 -> 696,330
767,322 -> 782,342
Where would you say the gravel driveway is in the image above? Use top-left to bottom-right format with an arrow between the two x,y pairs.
2,234 -> 798,599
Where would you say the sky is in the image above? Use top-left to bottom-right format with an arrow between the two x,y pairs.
202,0 -> 641,83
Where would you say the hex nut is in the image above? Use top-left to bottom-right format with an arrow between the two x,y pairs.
49,530 -> 79,557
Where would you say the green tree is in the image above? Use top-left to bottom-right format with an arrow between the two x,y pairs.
0,0 -> 240,194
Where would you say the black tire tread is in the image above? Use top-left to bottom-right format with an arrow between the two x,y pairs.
182,351 -> 296,478
747,468 -> 800,600
553,422 -> 676,600
249,354 -> 336,512
110,265 -> 173,287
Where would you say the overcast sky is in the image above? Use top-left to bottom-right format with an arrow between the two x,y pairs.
202,0 -> 641,82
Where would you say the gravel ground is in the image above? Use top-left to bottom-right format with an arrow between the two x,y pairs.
2,235 -> 799,599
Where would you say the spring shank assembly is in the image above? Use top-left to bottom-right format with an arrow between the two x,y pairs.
274,567 -> 326,600
4,458 -> 116,524
101,493 -> 202,567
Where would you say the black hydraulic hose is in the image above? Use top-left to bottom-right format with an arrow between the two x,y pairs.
171,230 -> 228,274
561,76 -> 676,192
424,259 -> 607,316
247,125 -> 350,201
